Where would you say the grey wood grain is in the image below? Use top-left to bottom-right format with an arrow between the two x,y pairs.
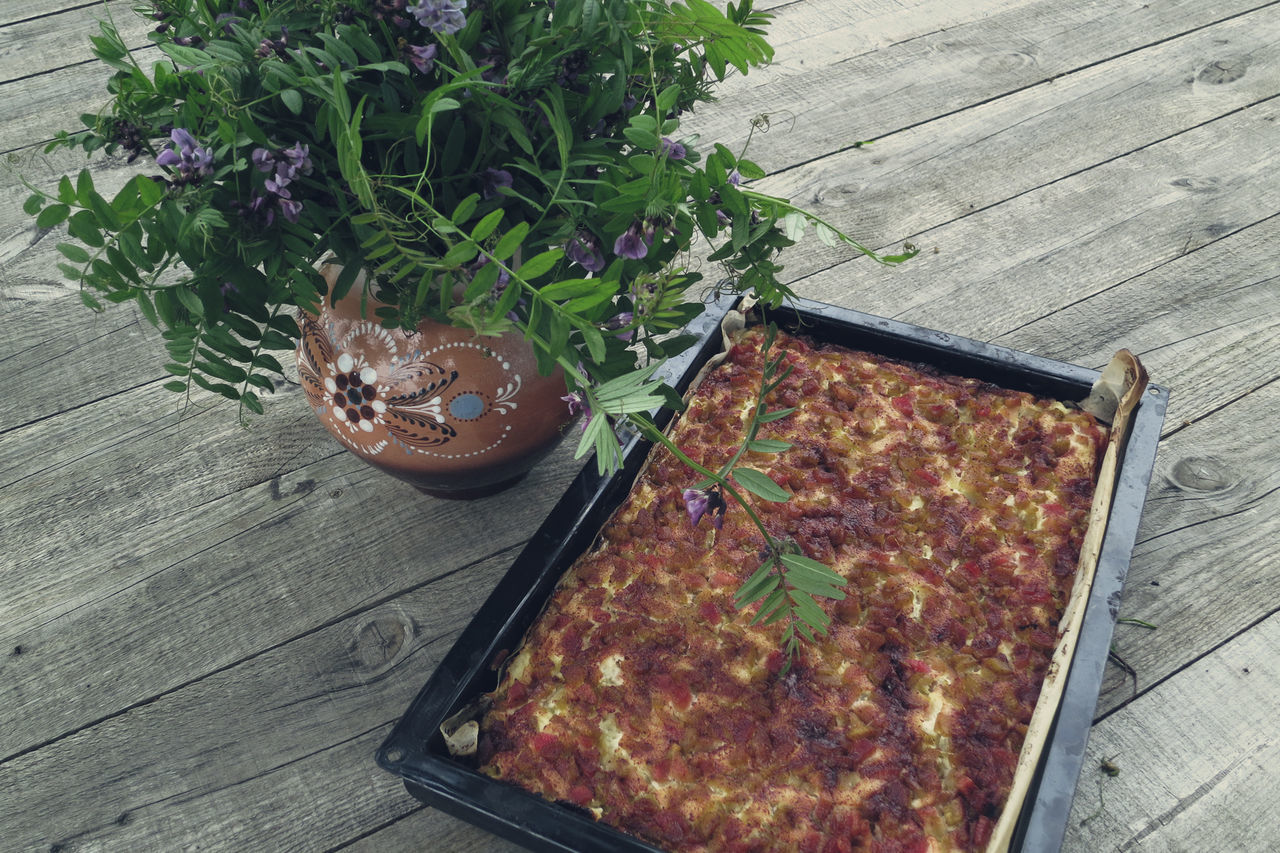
800,101 -> 1280,348
0,547 -> 524,851
1064,612 -> 1280,852
0,1 -> 148,84
0,427 -> 585,759
1091,379 -> 1280,714
749,4 -> 1280,287
994,214 -> 1280,431
2,0 -> 1279,851
687,0 -> 1274,174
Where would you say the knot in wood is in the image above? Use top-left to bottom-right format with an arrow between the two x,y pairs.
977,50 -> 1037,75
349,612 -> 412,675
1169,456 -> 1235,493
1196,58 -> 1248,85
1170,176 -> 1220,194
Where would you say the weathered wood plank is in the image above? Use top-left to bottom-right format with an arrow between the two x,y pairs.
1,1 -> 1278,851
345,805 -> 524,853
994,213 -> 1280,432
689,0 -> 1276,173
990,219 -> 1280,719
0,291 -> 170,432
6,4 -> 1276,420
0,60 -> 120,156
795,102 -> 1280,386
748,4 -> 1280,285
0,1 -> 148,84
0,547 -> 522,851
1063,612 -> 1280,851
0,394 -> 584,758
1089,378 -> 1280,716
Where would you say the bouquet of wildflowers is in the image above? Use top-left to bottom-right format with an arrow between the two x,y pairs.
26,0 -> 909,442
25,0 -> 914,660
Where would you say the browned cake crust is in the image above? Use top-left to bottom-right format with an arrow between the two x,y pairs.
478,327 -> 1106,852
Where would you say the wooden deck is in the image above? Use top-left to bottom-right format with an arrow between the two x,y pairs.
2,0 -> 1278,850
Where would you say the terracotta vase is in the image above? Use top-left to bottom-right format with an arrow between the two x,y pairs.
295,266 -> 572,498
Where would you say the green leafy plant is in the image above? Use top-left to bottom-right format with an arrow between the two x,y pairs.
24,0 -> 916,663
654,324 -> 848,672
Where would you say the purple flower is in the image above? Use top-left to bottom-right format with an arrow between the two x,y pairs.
247,190 -> 276,226
565,231 -> 605,272
255,142 -> 313,190
471,255 -> 513,316
482,167 -> 513,199
405,42 -> 437,73
411,0 -> 468,34
264,173 -> 291,195
255,26 -> 289,59
244,143 -> 312,224
373,0 -> 412,27
604,311 -> 634,341
251,147 -> 275,173
727,168 -> 742,186
155,128 -> 213,180
282,142 -> 313,176
661,137 -> 686,160
562,391 -> 592,430
613,221 -> 652,260
682,486 -> 726,529
279,198 -> 303,223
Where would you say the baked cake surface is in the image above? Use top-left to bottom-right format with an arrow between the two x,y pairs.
478,327 -> 1105,852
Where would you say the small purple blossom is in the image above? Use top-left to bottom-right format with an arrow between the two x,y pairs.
661,137 -> 686,161
278,197 -> 303,224
247,142 -> 312,224
411,0 -> 468,34
482,167 -> 513,199
562,391 -> 592,430
155,128 -> 213,180
471,255 -> 515,317
727,168 -> 742,186
613,221 -> 652,260
282,142 -> 313,175
485,262 -> 511,294
629,276 -> 661,316
252,147 -> 274,172
604,311 -> 634,341
565,230 -> 605,272
219,281 -> 239,313
264,173 -> 290,195
404,42 -> 437,73
246,190 -> 276,226
373,0 -> 412,28
682,486 -> 726,529
255,26 -> 289,59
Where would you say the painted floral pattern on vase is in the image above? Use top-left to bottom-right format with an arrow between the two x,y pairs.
295,267 -> 571,497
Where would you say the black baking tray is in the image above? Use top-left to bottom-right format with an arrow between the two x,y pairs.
376,293 -> 1168,852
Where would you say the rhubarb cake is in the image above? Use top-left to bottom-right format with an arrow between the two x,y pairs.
477,326 -> 1106,852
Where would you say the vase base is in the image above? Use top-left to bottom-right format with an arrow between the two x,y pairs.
414,472 -> 528,500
